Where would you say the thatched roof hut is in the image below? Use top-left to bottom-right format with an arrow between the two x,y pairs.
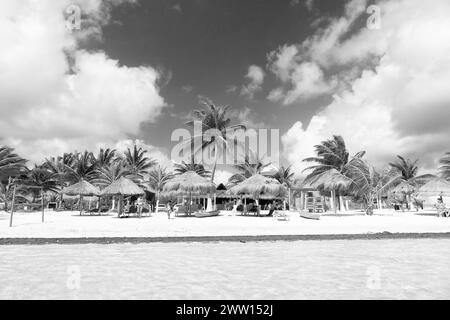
162,171 -> 216,196
62,180 -> 100,196
417,178 -> 450,198
101,177 -> 145,196
228,174 -> 286,199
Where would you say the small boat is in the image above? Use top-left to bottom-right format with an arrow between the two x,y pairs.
299,211 -> 321,220
195,210 -> 220,218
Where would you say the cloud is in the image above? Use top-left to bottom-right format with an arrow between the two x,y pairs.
171,3 -> 182,14
241,65 -> 265,99
182,85 -> 194,93
226,85 -> 237,93
304,0 -> 314,11
0,0 -> 167,164
228,107 -> 267,129
279,0 -> 450,175
267,0 -> 372,105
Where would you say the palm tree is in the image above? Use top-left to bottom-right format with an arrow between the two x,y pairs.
228,155 -> 271,186
345,159 -> 401,215
174,157 -> 210,178
271,165 -> 295,210
186,100 -> 246,209
0,146 -> 27,210
94,148 -> 117,169
303,135 -> 365,212
0,146 -> 27,180
146,166 -> 174,210
121,145 -> 156,181
389,155 -> 435,185
439,152 -> 450,181
20,166 -> 60,203
65,151 -> 96,183
92,163 -> 131,188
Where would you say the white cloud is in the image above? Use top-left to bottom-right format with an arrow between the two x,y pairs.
280,0 -> 450,175
0,0 -> 167,164
241,65 -> 265,99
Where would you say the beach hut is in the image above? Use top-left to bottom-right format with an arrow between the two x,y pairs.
101,177 -> 144,217
62,180 -> 100,215
417,178 -> 450,207
162,171 -> 216,214
228,174 -> 286,213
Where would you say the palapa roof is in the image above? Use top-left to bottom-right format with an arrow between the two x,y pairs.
228,174 -> 286,198
101,177 -> 145,196
417,178 -> 450,197
62,180 -> 100,196
307,169 -> 352,191
162,171 -> 216,195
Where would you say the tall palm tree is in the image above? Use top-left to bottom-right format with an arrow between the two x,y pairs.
271,165 -> 295,210
439,152 -> 450,181
303,135 -> 365,211
389,155 -> 435,186
146,166 -> 174,209
185,100 -> 247,186
121,145 -> 156,181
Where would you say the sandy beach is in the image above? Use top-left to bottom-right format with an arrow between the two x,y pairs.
1,209 -> 450,242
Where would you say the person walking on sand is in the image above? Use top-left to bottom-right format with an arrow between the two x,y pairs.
166,201 -> 173,219
435,198 -> 449,217
137,196 -> 144,218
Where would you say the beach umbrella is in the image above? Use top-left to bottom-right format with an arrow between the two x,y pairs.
162,171 -> 216,214
101,177 -> 145,216
62,180 -> 100,215
228,174 -> 287,203
417,178 -> 450,198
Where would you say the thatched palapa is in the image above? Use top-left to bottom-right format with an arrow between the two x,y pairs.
162,171 -> 216,196
62,180 -> 100,196
101,177 -> 145,196
228,174 -> 286,199
417,178 -> 450,198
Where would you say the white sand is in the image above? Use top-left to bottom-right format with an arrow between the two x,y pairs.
1,209 -> 450,239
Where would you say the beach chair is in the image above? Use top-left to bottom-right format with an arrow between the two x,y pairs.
274,211 -> 290,221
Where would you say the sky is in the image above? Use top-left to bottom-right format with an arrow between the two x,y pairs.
1,0 -> 450,183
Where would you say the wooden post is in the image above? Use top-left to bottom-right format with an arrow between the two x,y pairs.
41,189 -> 45,223
330,189 -> 336,214
118,194 -> 123,217
9,185 -> 17,227
79,194 -> 83,215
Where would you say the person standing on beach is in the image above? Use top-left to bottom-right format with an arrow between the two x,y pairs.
137,196 -> 144,218
166,201 -> 173,219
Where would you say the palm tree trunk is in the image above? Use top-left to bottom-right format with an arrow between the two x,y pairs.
9,184 -> 16,227
207,148 -> 219,211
